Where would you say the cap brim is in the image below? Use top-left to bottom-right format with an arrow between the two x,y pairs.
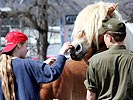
1,44 -> 17,54
98,27 -> 107,35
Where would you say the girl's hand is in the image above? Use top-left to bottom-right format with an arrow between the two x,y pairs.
58,42 -> 73,55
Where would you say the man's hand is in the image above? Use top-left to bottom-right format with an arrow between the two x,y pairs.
86,90 -> 96,100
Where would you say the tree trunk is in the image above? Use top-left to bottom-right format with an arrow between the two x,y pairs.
37,0 -> 49,61
38,29 -> 49,61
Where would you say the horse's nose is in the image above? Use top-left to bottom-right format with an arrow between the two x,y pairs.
70,44 -> 83,61
70,46 -> 75,55
70,44 -> 82,55
76,44 -> 81,51
75,44 -> 82,55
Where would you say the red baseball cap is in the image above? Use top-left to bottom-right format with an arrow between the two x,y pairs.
1,31 -> 28,54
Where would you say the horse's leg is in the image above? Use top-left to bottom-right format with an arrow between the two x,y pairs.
67,60 -> 87,100
52,68 -> 73,100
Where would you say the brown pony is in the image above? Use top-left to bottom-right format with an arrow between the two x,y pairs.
40,2 -> 122,100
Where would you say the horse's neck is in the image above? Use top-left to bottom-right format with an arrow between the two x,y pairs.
83,47 -> 95,64
83,42 -> 107,64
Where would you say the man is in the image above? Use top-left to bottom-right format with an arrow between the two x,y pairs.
84,18 -> 133,100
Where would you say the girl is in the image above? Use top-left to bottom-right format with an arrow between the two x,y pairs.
0,31 -> 73,100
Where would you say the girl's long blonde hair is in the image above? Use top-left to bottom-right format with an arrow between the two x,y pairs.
0,54 -> 16,100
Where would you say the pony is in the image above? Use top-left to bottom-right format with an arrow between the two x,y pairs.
40,2 -> 126,100
70,2 -> 121,61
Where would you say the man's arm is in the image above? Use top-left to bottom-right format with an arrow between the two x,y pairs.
86,90 -> 96,100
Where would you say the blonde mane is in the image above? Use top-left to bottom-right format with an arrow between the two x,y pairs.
71,2 -> 123,49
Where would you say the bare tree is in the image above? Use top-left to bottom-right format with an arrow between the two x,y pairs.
34,0 -> 49,60
0,0 -> 132,60
0,0 -> 49,61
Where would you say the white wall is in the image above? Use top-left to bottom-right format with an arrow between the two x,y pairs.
124,23 -> 133,52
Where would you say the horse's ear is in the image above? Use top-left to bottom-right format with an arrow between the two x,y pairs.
107,3 -> 118,16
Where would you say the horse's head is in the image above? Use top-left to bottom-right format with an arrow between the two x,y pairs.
70,31 -> 91,61
70,2 -> 120,61
70,30 -> 107,61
